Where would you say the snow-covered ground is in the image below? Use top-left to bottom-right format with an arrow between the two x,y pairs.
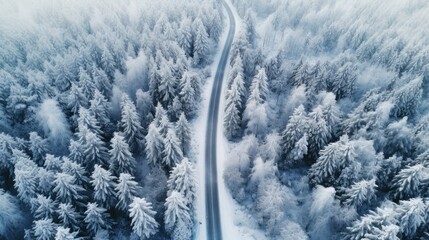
193,1 -> 267,239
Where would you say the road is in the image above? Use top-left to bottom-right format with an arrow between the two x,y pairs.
205,1 -> 235,240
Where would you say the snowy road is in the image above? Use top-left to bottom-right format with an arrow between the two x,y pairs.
204,1 -> 235,240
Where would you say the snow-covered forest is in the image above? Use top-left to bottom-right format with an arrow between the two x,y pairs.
224,0 -> 429,239
0,0 -> 223,239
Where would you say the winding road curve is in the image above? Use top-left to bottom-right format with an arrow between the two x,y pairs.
205,1 -> 235,240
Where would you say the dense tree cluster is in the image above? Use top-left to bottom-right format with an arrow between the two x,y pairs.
225,0 -> 429,239
0,0 -> 223,238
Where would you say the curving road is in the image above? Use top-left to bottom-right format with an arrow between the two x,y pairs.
205,1 -> 235,240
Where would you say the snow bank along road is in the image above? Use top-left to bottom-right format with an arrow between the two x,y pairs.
205,1 -> 235,240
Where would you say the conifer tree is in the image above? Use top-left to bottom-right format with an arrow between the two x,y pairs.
89,90 -> 110,129
192,19 -> 209,66
57,203 -> 81,231
78,67 -> 95,100
33,194 -> 56,220
33,218 -> 56,240
343,179 -> 377,208
90,165 -> 117,208
84,202 -> 111,235
164,191 -> 191,233
120,94 -> 144,151
53,173 -> 85,205
129,197 -> 159,239
178,17 -> 193,57
29,132 -> 48,165
392,164 -> 427,200
61,158 -> 90,186
167,158 -> 197,206
145,122 -> 165,165
109,132 -> 136,176
83,131 -> 109,168
55,227 -> 79,240
115,173 -> 141,211
163,128 -> 183,167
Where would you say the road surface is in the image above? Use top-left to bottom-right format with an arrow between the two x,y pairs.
205,1 -> 235,240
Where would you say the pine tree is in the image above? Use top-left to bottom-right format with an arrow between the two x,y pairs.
91,165 -> 117,208
227,56 -> 244,89
57,203 -> 81,231
100,47 -> 115,79
249,68 -> 269,101
145,122 -> 165,165
178,17 -> 193,57
129,197 -> 159,239
209,10 -> 223,43
396,198 -> 426,238
33,194 -> 56,220
78,67 -> 95,100
14,168 -> 38,205
120,94 -> 144,152
175,113 -> 191,155
343,179 -> 377,208
192,19 -> 209,66
109,132 -> 136,176
84,202 -> 111,235
53,173 -> 85,205
68,140 -> 84,164
33,218 -> 56,240
331,62 -> 357,99
89,90 -> 110,129
77,108 -> 102,137
157,60 -> 177,107
38,168 -> 56,195
223,98 -> 241,140
164,191 -> 191,233
307,107 -> 329,160
67,83 -> 88,116
83,131 -> 109,168
179,72 -> 196,116
282,105 -> 308,158
392,164 -> 427,200
287,134 -> 308,164
55,227 -> 78,240
167,158 -> 197,206
44,154 -> 63,173
91,66 -> 111,97
61,158 -> 90,186
115,173 -> 141,211
163,128 -> 183,167
29,132 -> 48,165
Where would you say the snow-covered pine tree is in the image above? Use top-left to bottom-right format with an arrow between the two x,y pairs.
67,83 -> 88,116
391,77 -> 422,118
287,134 -> 308,164
164,190 -> 191,233
129,197 -> 159,239
192,19 -> 209,66
178,17 -> 193,57
120,94 -> 144,152
57,203 -> 81,231
109,132 -> 136,176
167,158 -> 197,206
29,132 -> 48,165
331,62 -> 357,99
77,108 -> 102,137
157,60 -> 177,107
175,113 -> 191,155
44,154 -> 63,173
89,90 -> 110,129
83,130 -> 109,168
55,227 -> 78,240
282,105 -> 308,161
343,179 -> 377,208
306,106 -> 330,161
163,128 -> 184,168
249,68 -> 269,101
209,10 -> 223,43
396,198 -> 426,238
14,168 -> 38,205
53,173 -> 85,205
223,96 -> 241,140
392,164 -> 428,200
90,165 -> 117,208
227,56 -> 244,89
115,173 -> 141,211
68,140 -> 84,164
37,168 -> 56,195
61,158 -> 90,187
145,122 -> 164,166
91,65 -> 111,97
33,218 -> 56,240
84,202 -> 111,235
78,67 -> 96,100
178,72 -> 196,117
33,194 -> 56,220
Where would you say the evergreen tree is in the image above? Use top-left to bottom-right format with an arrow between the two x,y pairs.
145,122 -> 164,165
157,60 -> 177,107
14,168 -> 38,205
83,131 -> 109,168
68,140 -> 84,164
192,19 -> 209,66
175,113 -> 191,155
282,105 -> 308,159
67,83 -> 88,116
391,77 -> 422,118
91,66 -> 111,97
84,202 -> 111,235
55,227 -> 78,240
33,194 -> 56,220
57,203 -> 81,231
179,72 -> 196,116
287,134 -> 308,164
61,158 -> 90,186
331,62 -> 357,99
29,132 -> 48,165
249,68 -> 269,101
77,108 -> 102,137
109,132 -> 136,176
89,90 -> 110,129
343,179 -> 377,208
33,218 -> 56,240
178,17 -> 193,57
163,128 -> 183,167
53,173 -> 85,205
392,164 -> 427,200
120,94 -> 144,152
129,197 -> 159,239
78,67 -> 95,100
38,168 -> 56,195
307,107 -> 330,160
223,97 -> 241,140
227,56 -> 244,89
167,158 -> 197,206
209,10 -> 223,43
115,173 -> 141,211
164,191 -> 191,233
44,154 -> 63,173
91,165 -> 117,208
396,198 -> 426,238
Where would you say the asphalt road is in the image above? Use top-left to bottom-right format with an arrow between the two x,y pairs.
205,1 -> 235,240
